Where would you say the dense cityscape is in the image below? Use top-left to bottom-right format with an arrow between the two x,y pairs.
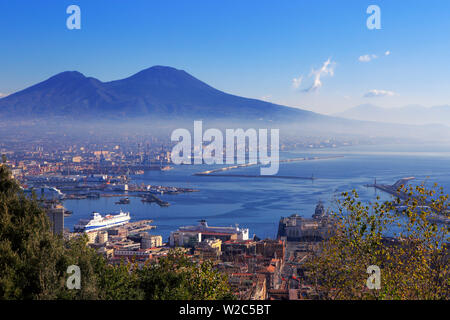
2,131 -> 448,300
0,136 -> 345,300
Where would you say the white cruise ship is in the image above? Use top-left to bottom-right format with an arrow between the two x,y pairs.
74,210 -> 130,232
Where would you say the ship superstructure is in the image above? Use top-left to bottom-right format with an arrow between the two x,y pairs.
74,210 -> 131,232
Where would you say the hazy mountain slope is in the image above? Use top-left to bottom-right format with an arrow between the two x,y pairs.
335,104 -> 450,126
0,66 -> 319,121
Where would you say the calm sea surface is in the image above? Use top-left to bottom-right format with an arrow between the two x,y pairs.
63,143 -> 450,241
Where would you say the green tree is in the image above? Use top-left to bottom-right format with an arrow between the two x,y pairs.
137,248 -> 235,300
0,164 -> 67,299
305,184 -> 449,300
96,259 -> 144,300
0,164 -> 234,300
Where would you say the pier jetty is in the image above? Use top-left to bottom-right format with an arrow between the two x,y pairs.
366,177 -> 450,225
193,155 -> 343,179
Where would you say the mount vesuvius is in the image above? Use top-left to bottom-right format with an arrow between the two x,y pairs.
0,66 -> 321,122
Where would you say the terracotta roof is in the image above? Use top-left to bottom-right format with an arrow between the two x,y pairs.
266,265 -> 276,273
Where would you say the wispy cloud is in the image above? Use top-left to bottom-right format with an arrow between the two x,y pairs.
303,58 -> 335,92
291,76 -> 303,89
358,50 -> 391,62
363,89 -> 396,98
291,58 -> 335,93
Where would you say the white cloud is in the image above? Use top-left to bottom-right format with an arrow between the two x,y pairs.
363,89 -> 396,98
303,58 -> 335,92
261,95 -> 272,101
358,55 -> 370,62
359,51 -> 391,62
0,93 -> 8,99
358,54 -> 378,62
291,76 -> 303,89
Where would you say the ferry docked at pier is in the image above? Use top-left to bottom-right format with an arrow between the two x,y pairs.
74,210 -> 131,232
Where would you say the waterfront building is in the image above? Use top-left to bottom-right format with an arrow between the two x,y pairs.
170,231 -> 202,247
46,204 -> 65,234
141,234 -> 163,249
277,202 -> 335,242
107,226 -> 128,238
169,220 -> 249,247
193,238 -> 222,260
86,231 -> 98,244
97,230 -> 108,244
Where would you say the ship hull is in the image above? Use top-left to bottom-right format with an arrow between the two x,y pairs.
74,211 -> 130,233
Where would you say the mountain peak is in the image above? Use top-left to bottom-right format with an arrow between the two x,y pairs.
106,65 -> 215,94
125,65 -> 189,80
144,65 -> 181,72
50,71 -> 86,80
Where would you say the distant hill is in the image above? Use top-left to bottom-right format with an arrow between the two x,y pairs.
2,66 -> 450,142
335,104 -> 450,127
0,66 -> 320,122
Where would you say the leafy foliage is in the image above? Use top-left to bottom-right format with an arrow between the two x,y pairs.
305,184 -> 449,300
137,248 -> 234,300
0,164 -> 233,300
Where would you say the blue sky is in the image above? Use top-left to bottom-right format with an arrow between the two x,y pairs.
0,0 -> 449,114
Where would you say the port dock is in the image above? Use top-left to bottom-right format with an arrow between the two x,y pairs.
365,177 -> 416,200
125,220 -> 156,234
194,173 -> 315,180
193,156 -> 343,179
141,194 -> 170,207
366,177 -> 450,225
